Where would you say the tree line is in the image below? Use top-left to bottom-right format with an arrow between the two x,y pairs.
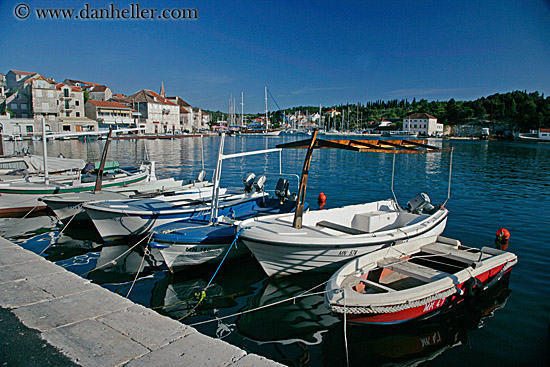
206,90 -> 549,132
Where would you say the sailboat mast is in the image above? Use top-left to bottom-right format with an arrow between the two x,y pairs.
241,92 -> 244,126
265,86 -> 268,130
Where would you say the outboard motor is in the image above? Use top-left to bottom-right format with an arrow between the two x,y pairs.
195,170 -> 206,182
243,172 -> 256,193
253,174 -> 267,192
275,178 -> 290,201
407,193 -> 434,214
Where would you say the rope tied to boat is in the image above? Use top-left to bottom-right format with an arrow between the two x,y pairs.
176,228 -> 244,321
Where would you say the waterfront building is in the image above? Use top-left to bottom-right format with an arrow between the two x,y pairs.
402,112 -> 444,136
5,70 -> 40,91
85,100 -> 135,130
88,85 -> 113,101
124,89 -> 180,134
165,96 -> 194,132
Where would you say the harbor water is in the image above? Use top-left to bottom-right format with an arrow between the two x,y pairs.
1,135 -> 548,366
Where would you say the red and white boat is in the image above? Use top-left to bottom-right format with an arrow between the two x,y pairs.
325,235 -> 517,325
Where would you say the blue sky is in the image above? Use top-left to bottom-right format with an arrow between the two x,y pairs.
1,0 -> 549,113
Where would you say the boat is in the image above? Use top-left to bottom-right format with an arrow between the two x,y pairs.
0,127 -> 154,217
382,130 -> 418,138
324,235 -> 517,325
240,195 -> 448,277
40,172 -> 209,223
238,131 -> 453,277
322,276 -> 512,366
235,87 -> 282,137
150,177 -> 304,272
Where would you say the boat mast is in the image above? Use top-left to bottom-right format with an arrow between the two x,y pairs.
41,116 -> 49,185
241,92 -> 244,127
265,86 -> 268,131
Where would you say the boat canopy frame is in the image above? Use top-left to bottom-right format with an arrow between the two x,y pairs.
276,129 -> 455,229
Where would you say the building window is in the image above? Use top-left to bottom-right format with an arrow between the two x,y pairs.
22,114 -> 28,118
76,112 -> 80,117
64,89 -> 69,97
75,100 -> 79,106
65,100 -> 69,109
26,126 -> 33,133
62,125 -> 71,131
65,111 -> 70,117
10,103 -> 17,109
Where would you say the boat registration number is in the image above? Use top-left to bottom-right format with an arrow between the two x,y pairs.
337,250 -> 358,257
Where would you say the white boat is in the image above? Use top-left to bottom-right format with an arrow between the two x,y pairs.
324,235 -> 517,325
40,173 -> 208,223
82,185 -> 236,242
239,196 -> 448,277
238,131 -> 453,277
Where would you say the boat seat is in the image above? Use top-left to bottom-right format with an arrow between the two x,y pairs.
422,243 -> 486,265
316,220 -> 368,235
378,257 -> 451,283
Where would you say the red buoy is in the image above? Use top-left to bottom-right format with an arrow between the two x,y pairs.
496,228 -> 510,240
318,192 -> 326,203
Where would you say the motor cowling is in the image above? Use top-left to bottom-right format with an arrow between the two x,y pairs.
243,172 -> 256,192
275,178 -> 290,201
253,174 -> 267,192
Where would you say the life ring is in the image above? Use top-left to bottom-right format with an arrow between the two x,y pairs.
464,277 -> 482,298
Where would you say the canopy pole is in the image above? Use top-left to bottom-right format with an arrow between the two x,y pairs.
391,153 -> 398,204
443,148 -> 454,206
293,129 -> 319,229
94,127 -> 113,192
209,133 -> 225,223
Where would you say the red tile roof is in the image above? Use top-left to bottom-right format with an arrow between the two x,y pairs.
9,69 -> 37,75
404,112 -> 437,119
144,90 -> 177,106
88,100 -> 130,109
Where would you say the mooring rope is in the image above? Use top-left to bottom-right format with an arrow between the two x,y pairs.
126,241 -> 151,298
38,203 -> 83,256
79,231 -> 151,277
176,228 -> 245,321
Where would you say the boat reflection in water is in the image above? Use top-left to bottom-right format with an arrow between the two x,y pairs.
322,274 -> 512,367
237,272 -> 339,344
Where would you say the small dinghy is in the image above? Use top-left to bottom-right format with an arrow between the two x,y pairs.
325,235 -> 517,325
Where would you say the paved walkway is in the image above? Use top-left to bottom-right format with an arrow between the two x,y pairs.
0,237 -> 282,367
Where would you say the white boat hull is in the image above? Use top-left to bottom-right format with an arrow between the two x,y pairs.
240,200 -> 449,277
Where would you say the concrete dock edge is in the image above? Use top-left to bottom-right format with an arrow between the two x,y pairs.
0,237 -> 283,366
